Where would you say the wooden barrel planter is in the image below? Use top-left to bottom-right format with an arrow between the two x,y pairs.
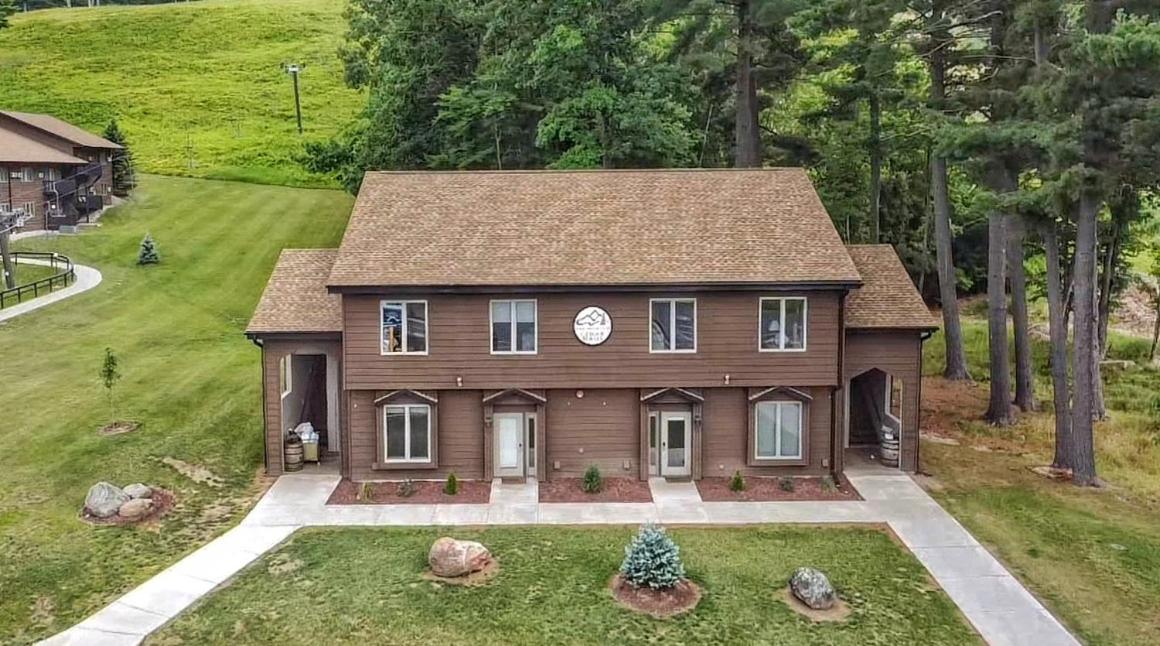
284,437 -> 304,472
878,427 -> 900,467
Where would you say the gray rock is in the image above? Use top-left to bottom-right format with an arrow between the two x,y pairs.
789,567 -> 837,610
428,537 -> 492,577
118,498 -> 154,520
85,482 -> 129,518
123,483 -> 153,499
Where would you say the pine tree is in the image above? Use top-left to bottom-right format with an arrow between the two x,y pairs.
620,523 -> 686,589
137,233 -> 160,265
102,119 -> 136,197
0,1 -> 16,31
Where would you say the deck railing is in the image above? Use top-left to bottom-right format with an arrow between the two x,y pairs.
0,252 -> 76,309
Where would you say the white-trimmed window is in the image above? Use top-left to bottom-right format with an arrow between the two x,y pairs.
279,354 -> 292,397
381,300 -> 428,355
22,202 -> 35,216
490,299 -> 537,353
383,404 -> 431,463
650,298 -> 696,352
759,297 -> 807,351
754,400 -> 803,459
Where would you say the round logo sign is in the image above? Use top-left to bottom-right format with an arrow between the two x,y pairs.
573,306 -> 613,346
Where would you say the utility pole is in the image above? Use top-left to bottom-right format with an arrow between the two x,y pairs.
287,64 -> 303,135
0,208 -> 27,290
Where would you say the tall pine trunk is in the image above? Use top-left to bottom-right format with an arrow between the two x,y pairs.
1008,214 -> 1037,411
1043,221 -> 1074,469
1150,292 -> 1160,364
1069,188 -> 1100,484
984,163 -> 1014,425
868,93 -> 882,243
733,0 -> 761,168
928,2 -> 969,380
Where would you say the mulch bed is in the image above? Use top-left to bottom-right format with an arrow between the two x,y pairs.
538,478 -> 653,503
696,475 -> 861,502
422,559 -> 500,587
781,587 -> 851,623
98,420 -> 139,436
610,574 -> 702,618
81,488 -> 175,526
326,479 -> 491,505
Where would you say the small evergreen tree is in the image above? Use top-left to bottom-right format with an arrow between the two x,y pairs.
137,233 -> 159,265
443,472 -> 458,495
729,470 -> 746,492
582,465 -> 603,493
620,523 -> 685,590
102,119 -> 136,197
99,347 -> 121,421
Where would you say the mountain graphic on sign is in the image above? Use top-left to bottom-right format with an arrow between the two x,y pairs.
576,310 -> 607,326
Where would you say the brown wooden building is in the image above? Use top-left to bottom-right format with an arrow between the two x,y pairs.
246,169 -> 936,482
0,111 -> 120,231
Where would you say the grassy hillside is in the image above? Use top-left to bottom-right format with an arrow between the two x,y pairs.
0,176 -> 352,643
0,0 -> 362,187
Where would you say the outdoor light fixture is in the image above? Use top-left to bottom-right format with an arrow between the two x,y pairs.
456,376 -> 463,387
724,374 -> 731,385
576,389 -> 585,398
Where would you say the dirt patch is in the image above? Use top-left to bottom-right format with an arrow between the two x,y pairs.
538,478 -> 653,503
421,559 -> 500,587
696,475 -> 861,502
326,479 -> 491,505
781,587 -> 851,622
81,488 -> 175,526
267,555 -> 304,576
98,420 -> 139,436
162,457 -> 224,487
921,433 -> 960,446
610,573 -> 702,618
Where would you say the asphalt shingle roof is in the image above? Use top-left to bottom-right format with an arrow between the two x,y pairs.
327,169 -> 863,288
845,244 -> 937,330
0,111 -> 122,149
247,250 -> 342,334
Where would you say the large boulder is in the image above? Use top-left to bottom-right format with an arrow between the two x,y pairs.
428,537 -> 492,578
123,483 -> 153,499
118,498 -> 155,521
85,482 -> 129,518
789,567 -> 837,610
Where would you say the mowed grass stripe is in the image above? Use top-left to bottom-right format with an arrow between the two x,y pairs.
0,175 -> 351,643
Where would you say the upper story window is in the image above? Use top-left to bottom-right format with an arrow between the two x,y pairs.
759,297 -> 807,351
381,300 -> 428,355
754,400 -> 803,460
491,299 -> 537,354
650,298 -> 696,352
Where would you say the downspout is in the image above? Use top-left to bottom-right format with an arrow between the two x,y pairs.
833,290 -> 849,475
248,334 -> 268,474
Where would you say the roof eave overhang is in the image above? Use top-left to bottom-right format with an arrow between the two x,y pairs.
244,330 -> 342,341
326,279 -> 863,295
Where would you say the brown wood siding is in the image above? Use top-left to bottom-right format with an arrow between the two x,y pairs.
261,340 -> 288,476
342,291 -> 841,391
349,389 -> 484,481
844,331 -> 923,471
546,389 -> 639,478
702,386 -> 832,476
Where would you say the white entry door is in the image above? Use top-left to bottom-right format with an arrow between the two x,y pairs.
659,411 -> 691,477
494,413 -> 525,478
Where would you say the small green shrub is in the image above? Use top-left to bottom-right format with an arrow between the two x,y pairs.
620,523 -> 686,589
444,472 -> 459,495
820,475 -> 837,493
358,482 -> 373,501
397,479 -> 416,498
582,465 -> 603,493
137,233 -> 160,265
729,470 -> 746,492
779,476 -> 796,492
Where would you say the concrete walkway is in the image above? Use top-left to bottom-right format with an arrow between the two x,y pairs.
41,471 -> 1079,646
0,257 -> 102,323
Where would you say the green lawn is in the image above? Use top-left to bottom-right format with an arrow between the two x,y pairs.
0,175 -> 352,644
11,263 -> 59,286
920,319 -> 1160,646
0,0 -> 362,188
149,526 -> 979,645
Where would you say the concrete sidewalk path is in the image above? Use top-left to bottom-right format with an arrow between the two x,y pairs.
42,471 -> 1079,646
0,257 -> 102,323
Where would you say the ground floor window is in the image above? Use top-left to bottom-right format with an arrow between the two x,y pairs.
754,401 -> 802,460
384,404 -> 431,463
